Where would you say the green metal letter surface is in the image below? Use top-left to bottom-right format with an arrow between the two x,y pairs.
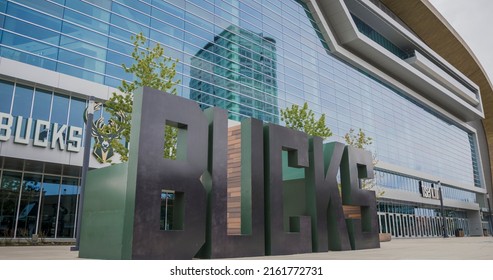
264,124 -> 312,255
340,146 -> 380,250
306,140 -> 351,251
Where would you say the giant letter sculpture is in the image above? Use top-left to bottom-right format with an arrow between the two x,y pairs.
126,87 -> 208,259
264,124 -> 312,255
197,108 -> 265,258
306,139 -> 351,251
81,87 -> 381,259
340,146 -> 380,250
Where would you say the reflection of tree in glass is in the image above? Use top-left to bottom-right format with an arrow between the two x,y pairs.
23,181 -> 41,192
0,175 -> 21,237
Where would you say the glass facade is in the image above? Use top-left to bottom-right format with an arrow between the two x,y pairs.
0,157 -> 81,238
0,78 -> 114,146
352,15 -> 412,59
375,170 -> 476,203
0,0 -> 480,188
189,25 -> 279,123
0,0 -> 485,238
377,201 -> 470,238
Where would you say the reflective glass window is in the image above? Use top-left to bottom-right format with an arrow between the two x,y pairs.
151,0 -> 185,28
116,0 -> 151,15
63,8 -> 109,34
58,177 -> 79,238
32,88 -> 52,121
0,171 -> 22,237
65,1 -> 110,22
150,18 -> 184,39
59,35 -> 107,61
0,32 -> 58,69
106,49 -> 133,69
24,160 -> 43,173
109,24 -> 134,42
57,63 -> 105,84
63,166 -> 81,177
68,97 -> 86,128
16,173 -> 42,238
0,80 -> 14,113
85,0 -> 112,10
6,2 -> 62,31
51,93 -> 69,125
12,0 -> 63,18
0,38 -> 57,70
110,13 -> 149,38
104,76 -> 120,88
151,7 -> 184,31
105,63 -> 132,82
38,176 -> 60,238
12,84 -> 33,118
108,38 -> 133,56
61,22 -> 108,47
3,17 -> 60,45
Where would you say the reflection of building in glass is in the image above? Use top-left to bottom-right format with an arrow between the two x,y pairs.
190,25 -> 279,124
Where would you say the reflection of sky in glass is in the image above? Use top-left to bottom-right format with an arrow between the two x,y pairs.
32,89 -> 52,121
12,85 -> 33,118
42,176 -> 60,196
0,0 -> 480,187
68,97 -> 86,128
51,94 -> 69,125
61,178 -> 79,195
0,80 -> 14,113
161,192 -> 175,200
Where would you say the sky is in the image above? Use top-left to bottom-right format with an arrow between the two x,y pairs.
429,0 -> 493,84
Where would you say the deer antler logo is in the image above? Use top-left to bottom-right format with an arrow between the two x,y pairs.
84,103 -> 125,163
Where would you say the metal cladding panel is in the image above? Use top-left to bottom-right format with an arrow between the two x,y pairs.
306,140 -> 351,252
264,123 -> 312,255
130,87 -> 208,260
340,146 -> 380,250
79,163 -> 128,259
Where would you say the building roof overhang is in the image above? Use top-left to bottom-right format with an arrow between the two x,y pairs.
309,0 -> 484,122
378,0 -> 493,191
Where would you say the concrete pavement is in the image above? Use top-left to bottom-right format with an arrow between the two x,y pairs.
0,237 -> 492,260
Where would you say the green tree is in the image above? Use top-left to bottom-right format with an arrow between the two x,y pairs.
100,33 -> 180,162
280,102 -> 332,139
343,128 -> 373,149
344,128 -> 383,195
281,102 -> 381,196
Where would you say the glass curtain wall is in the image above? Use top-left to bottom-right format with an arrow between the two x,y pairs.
0,1 -> 481,188
0,78 -> 94,146
0,158 -> 80,239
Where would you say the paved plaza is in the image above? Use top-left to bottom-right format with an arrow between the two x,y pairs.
0,237 -> 492,260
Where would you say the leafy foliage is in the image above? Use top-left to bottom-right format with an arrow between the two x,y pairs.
280,102 -> 382,196
343,128 -> 383,196
280,102 -> 332,139
343,128 -> 373,149
100,33 -> 180,162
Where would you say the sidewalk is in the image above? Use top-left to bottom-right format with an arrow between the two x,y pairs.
0,237 -> 492,260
